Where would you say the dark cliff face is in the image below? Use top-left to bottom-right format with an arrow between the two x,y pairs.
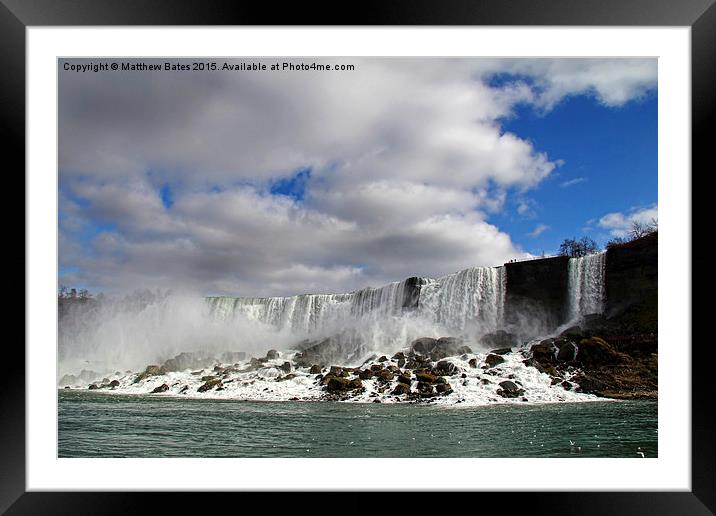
402,277 -> 424,309
504,256 -> 570,334
604,232 -> 658,333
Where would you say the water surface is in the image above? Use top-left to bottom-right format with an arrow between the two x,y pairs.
58,390 -> 657,458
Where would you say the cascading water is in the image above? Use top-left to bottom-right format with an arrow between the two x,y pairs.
567,252 -> 606,321
207,266 -> 507,343
417,266 -> 506,336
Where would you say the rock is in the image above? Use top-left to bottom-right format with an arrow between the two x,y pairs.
64,386 -> 71,389
162,351 -> 216,372
484,354 -> 505,368
497,380 -> 525,398
489,347 -> 512,355
435,376 -> 447,385
398,374 -> 412,385
198,378 -> 221,392
134,364 -> 167,383
556,342 -> 578,362
378,355 -> 388,362
461,373 -> 467,379
456,345 -> 473,355
480,330 -> 518,349
577,337 -> 629,367
410,336 -> 465,359
109,380 -> 120,388
266,349 -> 279,360
280,361 -> 292,373
201,375 -> 217,382
561,380 -> 573,390
373,399 -> 381,403
326,377 -> 352,392
468,358 -> 478,368
411,337 -> 438,354
88,384 -> 99,390
359,369 -> 373,380
415,371 -> 438,384
276,374 -> 297,382
348,378 -> 363,390
530,341 -> 557,363
151,383 -> 169,393
481,378 -> 491,385
436,383 -> 453,395
435,360 -> 458,375
179,385 -> 189,393
377,370 -> 395,382
309,364 -> 322,374
392,383 -> 411,395
397,358 -> 406,368
392,351 -> 405,360
560,326 -> 583,340
370,364 -> 383,372
417,382 -> 434,395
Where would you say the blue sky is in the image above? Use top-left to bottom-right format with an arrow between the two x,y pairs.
58,58 -> 657,295
494,91 -> 657,255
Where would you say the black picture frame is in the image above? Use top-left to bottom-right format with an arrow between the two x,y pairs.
4,0 -> 714,513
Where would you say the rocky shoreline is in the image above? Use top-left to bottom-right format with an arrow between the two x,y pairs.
60,324 -> 657,405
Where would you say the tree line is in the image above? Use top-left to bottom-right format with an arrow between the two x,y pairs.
558,217 -> 657,258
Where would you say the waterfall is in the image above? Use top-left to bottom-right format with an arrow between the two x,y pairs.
418,266 -> 506,334
567,252 -> 606,320
207,266 -> 507,339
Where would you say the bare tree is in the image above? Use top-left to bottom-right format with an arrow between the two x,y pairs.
630,221 -> 649,240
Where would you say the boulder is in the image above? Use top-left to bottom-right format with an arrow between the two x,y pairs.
417,382 -> 434,395
480,330 -> 518,349
456,345 -> 473,355
88,384 -> 99,390
392,351 -> 406,360
556,342 -> 578,362
276,374 -> 297,382
497,380 -> 525,398
415,371 -> 438,384
484,354 -> 505,368
376,370 -> 395,382
370,364 -> 383,372
561,380 -> 573,391
378,355 -> 388,362
309,364 -> 323,374
560,326 -> 583,340
577,337 -> 629,367
109,380 -> 120,388
489,347 -> 512,355
280,361 -> 292,373
198,378 -> 221,392
348,378 -> 363,390
468,358 -> 478,368
434,361 -> 458,375
359,369 -> 374,380
392,383 -> 411,395
530,341 -> 557,363
134,365 -> 167,383
410,337 -> 438,354
397,358 -> 406,368
326,377 -> 352,392
151,383 -> 169,393
266,349 -> 279,360
398,374 -> 412,385
436,383 -> 453,395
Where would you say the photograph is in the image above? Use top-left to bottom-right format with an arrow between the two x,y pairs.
56,56 -> 658,459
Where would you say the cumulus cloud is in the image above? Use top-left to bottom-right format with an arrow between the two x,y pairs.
598,205 -> 658,237
58,57 -> 656,295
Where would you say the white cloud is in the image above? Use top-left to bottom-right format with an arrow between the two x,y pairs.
598,205 -> 658,237
528,224 -> 550,238
58,57 -> 656,295
560,177 -> 587,188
